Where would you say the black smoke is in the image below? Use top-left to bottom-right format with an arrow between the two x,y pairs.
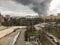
13,0 -> 52,16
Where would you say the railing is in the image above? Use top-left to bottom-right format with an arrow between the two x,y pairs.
9,32 -> 21,45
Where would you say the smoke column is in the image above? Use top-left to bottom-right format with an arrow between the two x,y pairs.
13,0 -> 52,16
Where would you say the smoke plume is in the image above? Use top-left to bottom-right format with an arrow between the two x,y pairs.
13,0 -> 52,16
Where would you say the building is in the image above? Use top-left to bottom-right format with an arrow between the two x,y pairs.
0,13 -> 4,25
5,15 -> 11,21
41,16 -> 60,20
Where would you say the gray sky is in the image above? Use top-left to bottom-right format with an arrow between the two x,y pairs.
49,0 -> 60,15
0,0 -> 38,16
0,0 -> 60,16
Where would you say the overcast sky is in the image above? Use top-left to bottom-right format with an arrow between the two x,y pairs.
0,0 -> 60,16
49,0 -> 60,15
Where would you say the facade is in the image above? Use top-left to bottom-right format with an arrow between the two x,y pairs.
0,14 -> 4,25
41,16 -> 60,20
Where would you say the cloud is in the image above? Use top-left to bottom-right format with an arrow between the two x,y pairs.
0,7 -> 37,16
48,0 -> 60,15
14,0 -> 51,16
0,0 -> 38,16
